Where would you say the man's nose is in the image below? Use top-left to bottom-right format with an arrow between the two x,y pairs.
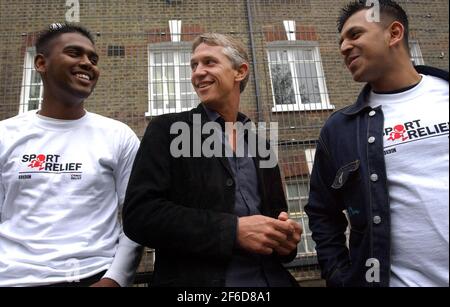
191,64 -> 207,79
79,54 -> 93,69
340,39 -> 352,56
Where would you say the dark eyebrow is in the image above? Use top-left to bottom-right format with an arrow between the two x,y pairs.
339,26 -> 363,46
63,45 -> 99,60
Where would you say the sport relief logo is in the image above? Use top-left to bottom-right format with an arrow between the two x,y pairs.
18,154 -> 83,180
387,124 -> 409,142
28,154 -> 47,171
384,119 -> 449,144
383,119 -> 449,155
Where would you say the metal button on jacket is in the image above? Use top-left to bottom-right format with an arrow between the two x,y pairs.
368,136 -> 376,144
370,173 -> 379,182
373,216 -> 382,224
369,110 -> 376,117
226,178 -> 234,186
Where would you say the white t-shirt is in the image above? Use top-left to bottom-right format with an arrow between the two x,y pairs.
369,75 -> 449,287
0,110 -> 141,286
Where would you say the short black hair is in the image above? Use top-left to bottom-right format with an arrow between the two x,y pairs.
35,23 -> 95,55
337,0 -> 409,46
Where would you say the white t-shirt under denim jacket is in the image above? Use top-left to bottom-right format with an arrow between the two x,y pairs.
369,75 -> 449,287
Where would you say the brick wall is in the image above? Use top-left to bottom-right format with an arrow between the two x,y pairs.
0,0 -> 448,284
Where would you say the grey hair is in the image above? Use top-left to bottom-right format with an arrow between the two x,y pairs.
192,33 -> 250,93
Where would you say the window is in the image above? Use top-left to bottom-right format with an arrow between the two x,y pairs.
286,180 -> 316,255
19,47 -> 43,113
304,148 -> 316,174
409,40 -> 425,65
268,43 -> 333,112
107,45 -> 125,57
147,44 -> 198,116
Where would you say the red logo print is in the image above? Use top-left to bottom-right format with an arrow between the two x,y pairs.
388,124 -> 409,142
28,154 -> 46,170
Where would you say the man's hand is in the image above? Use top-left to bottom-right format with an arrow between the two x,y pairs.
274,212 -> 302,256
90,278 -> 121,287
236,215 -> 297,255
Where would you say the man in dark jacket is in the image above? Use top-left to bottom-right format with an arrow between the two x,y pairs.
123,33 -> 302,287
305,0 -> 449,287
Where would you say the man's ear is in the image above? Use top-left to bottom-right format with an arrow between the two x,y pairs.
235,62 -> 249,82
388,21 -> 405,48
34,54 -> 47,74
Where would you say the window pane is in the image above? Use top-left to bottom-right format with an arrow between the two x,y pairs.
299,198 -> 309,211
409,41 -> 425,65
166,52 -> 174,64
153,96 -> 163,109
168,81 -> 175,95
181,94 -> 197,109
280,50 -> 288,61
31,70 -> 41,84
269,51 -> 278,62
301,217 -> 312,235
165,66 -> 174,80
189,93 -> 198,107
180,65 -> 190,79
166,93 -> 176,108
288,199 -> 302,216
153,82 -> 163,95
180,81 -> 193,94
153,53 -> 162,64
299,182 -> 309,197
306,235 -> 316,253
287,183 -> 299,198
295,49 -> 313,61
28,99 -> 39,111
298,239 -> 306,254
270,64 -> 295,105
180,52 -> 190,64
154,66 -> 162,80
29,85 -> 41,99
295,62 -> 320,104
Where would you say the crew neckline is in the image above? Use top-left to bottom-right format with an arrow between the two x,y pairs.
33,110 -> 89,131
370,74 -> 428,103
372,75 -> 423,95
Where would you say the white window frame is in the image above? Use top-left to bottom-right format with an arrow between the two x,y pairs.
304,148 -> 316,174
267,41 -> 334,112
19,47 -> 43,114
409,39 -> 425,66
286,180 -> 316,256
146,42 -> 198,117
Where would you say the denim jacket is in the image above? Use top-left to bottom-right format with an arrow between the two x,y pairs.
305,66 -> 449,287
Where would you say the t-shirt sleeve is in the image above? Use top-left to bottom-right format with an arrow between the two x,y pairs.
114,125 -> 140,208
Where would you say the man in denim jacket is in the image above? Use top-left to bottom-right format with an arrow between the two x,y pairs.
305,0 -> 448,287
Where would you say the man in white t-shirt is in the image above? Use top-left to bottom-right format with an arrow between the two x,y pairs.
305,0 -> 448,287
0,23 -> 142,287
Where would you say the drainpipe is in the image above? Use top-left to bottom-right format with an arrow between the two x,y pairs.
246,0 -> 263,122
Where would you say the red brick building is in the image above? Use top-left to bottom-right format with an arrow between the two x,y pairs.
0,0 -> 448,285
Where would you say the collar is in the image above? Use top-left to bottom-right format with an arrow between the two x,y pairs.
201,103 -> 251,125
342,65 -> 449,116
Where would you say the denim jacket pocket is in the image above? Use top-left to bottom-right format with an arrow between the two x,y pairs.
331,160 -> 360,189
